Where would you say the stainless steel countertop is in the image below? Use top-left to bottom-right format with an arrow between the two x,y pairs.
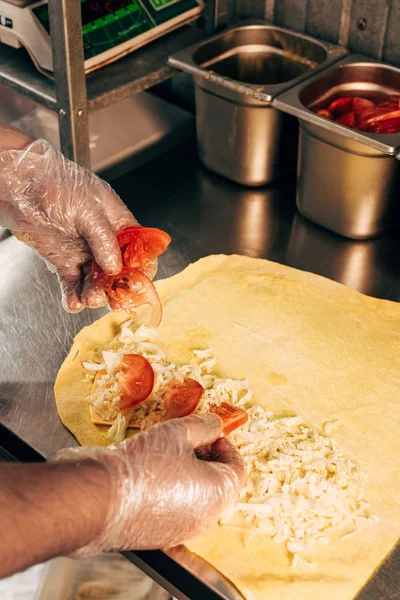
1,141 -> 399,599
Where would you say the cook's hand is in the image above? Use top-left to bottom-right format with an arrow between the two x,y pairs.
56,414 -> 246,556
0,139 -> 138,312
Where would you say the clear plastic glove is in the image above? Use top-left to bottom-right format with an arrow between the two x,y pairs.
0,139 -> 138,312
56,414 -> 246,556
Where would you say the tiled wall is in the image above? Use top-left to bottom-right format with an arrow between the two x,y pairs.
236,0 -> 400,66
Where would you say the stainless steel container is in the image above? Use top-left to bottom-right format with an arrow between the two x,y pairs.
169,20 -> 346,186
195,82 -> 296,186
274,54 -> 400,239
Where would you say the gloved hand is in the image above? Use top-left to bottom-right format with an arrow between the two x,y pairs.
56,413 -> 246,556
0,139 -> 138,312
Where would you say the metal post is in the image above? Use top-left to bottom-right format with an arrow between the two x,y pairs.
48,0 -> 90,168
204,0 -> 219,35
229,0 -> 238,25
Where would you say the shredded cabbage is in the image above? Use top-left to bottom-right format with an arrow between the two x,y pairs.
228,406 -> 374,561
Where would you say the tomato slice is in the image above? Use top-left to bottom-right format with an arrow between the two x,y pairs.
357,107 -> 389,129
93,265 -> 162,326
92,226 -> 170,326
117,227 -> 171,271
163,378 -> 204,420
327,97 -> 353,115
315,109 -> 332,119
387,95 -> 400,108
366,109 -> 400,125
377,100 -> 397,109
210,402 -> 249,435
374,117 -> 400,134
336,111 -> 356,128
314,94 -> 400,135
352,97 -> 375,114
92,266 -> 158,323
118,354 -> 154,410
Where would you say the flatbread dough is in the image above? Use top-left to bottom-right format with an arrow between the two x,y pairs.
55,254 -> 400,599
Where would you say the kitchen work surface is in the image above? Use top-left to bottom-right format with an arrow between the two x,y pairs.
0,554 -> 169,600
1,141 -> 400,600
37,554 -> 170,600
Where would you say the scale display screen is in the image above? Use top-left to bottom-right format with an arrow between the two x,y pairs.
33,0 -> 199,60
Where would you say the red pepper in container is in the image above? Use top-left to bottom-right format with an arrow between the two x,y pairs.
313,93 -> 400,134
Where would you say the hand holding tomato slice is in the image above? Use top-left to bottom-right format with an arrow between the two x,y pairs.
210,402 -> 249,435
196,402 -> 248,459
118,354 -> 154,410
92,226 -> 171,326
163,378 -> 204,420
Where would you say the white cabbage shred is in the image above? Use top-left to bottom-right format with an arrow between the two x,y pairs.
83,323 -> 374,560
227,407 -> 374,560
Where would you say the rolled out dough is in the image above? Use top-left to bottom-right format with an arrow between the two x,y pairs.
55,255 -> 400,599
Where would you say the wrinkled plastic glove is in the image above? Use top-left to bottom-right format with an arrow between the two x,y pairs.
56,413 -> 246,556
0,139 -> 139,312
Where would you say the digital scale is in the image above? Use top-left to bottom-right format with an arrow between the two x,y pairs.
0,0 -> 203,75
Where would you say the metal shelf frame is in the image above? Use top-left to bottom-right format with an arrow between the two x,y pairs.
0,0 -> 212,168
48,0 -> 89,165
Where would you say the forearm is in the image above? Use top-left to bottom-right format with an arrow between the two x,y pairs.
0,122 -> 33,154
0,459 -> 110,578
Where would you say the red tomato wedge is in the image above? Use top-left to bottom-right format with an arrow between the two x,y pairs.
163,378 -> 204,420
118,354 -> 154,410
210,402 -> 249,435
93,265 -> 162,326
117,226 -> 171,272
